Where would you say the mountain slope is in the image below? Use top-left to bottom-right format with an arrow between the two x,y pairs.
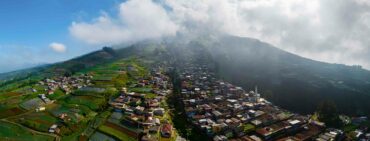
176,36 -> 370,115
1,35 -> 369,116
129,35 -> 370,115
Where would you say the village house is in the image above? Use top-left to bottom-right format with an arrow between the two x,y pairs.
161,123 -> 173,138
48,124 -> 60,134
36,106 -> 46,112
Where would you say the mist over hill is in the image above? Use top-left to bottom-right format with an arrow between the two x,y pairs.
183,36 -> 370,115
118,35 -> 370,116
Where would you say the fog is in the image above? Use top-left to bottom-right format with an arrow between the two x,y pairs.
70,0 -> 370,69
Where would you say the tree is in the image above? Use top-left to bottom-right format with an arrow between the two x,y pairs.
316,100 -> 343,127
64,71 -> 72,77
186,126 -> 192,140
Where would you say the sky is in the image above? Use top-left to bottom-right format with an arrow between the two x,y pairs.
0,0 -> 120,73
1,0 -> 370,73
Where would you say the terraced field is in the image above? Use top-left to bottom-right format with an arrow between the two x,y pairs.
0,106 -> 26,118
64,95 -> 106,111
0,120 -> 55,141
0,58 -> 177,141
10,112 -> 58,132
98,122 -> 137,141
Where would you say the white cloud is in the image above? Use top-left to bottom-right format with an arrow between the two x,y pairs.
69,0 -> 178,45
49,42 -> 66,53
163,0 -> 370,68
69,0 -> 370,69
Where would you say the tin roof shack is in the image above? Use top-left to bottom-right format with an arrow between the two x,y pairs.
161,123 -> 173,138
292,123 -> 325,141
256,122 -> 290,140
36,106 -> 46,112
316,129 -> 344,141
48,124 -> 60,134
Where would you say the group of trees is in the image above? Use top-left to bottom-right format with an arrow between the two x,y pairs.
316,100 -> 343,128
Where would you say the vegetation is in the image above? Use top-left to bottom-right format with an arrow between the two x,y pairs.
130,87 -> 152,93
167,68 -> 209,141
60,123 -> 88,141
0,52 -> 149,140
1,37 -> 370,141
0,121 -> 55,141
0,106 -> 25,118
64,95 -> 107,111
14,112 -> 58,132
98,124 -> 136,141
316,100 -> 342,128
242,124 -> 255,133
173,36 -> 370,116
48,89 -> 65,100
113,73 -> 128,88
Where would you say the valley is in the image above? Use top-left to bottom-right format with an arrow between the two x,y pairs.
1,0 -> 370,140
0,36 -> 370,140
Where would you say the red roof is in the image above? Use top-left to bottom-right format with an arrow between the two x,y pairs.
161,124 -> 173,133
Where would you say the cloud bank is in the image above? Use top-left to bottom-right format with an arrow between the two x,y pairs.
69,0 -> 370,69
69,0 -> 178,45
49,42 -> 67,53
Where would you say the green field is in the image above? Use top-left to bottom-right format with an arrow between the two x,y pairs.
0,58 -> 155,141
73,87 -> 106,97
48,89 -> 65,100
130,87 -> 152,93
0,121 -> 55,141
243,124 -> 255,133
19,98 -> 44,110
12,112 -> 58,132
0,92 -> 22,100
98,124 -> 136,141
48,103 -> 96,123
145,93 -> 157,99
60,123 -> 88,141
0,106 -> 25,118
65,95 -> 106,111
90,131 -> 117,141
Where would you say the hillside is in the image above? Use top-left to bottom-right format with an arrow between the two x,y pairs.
1,35 -> 370,116
164,36 -> 370,116
112,36 -> 370,116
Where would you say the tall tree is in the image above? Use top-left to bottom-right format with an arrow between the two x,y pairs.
317,100 -> 342,127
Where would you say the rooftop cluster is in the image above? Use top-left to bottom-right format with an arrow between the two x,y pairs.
178,64 -> 349,141
109,67 -> 179,141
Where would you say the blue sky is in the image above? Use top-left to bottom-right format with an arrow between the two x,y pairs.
0,0 -> 121,73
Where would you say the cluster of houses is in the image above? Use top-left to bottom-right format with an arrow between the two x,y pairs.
33,74 -> 93,113
346,116 -> 370,140
32,74 -> 94,135
109,68 -> 176,140
178,64 -> 348,141
47,113 -> 72,134
38,74 -> 93,95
